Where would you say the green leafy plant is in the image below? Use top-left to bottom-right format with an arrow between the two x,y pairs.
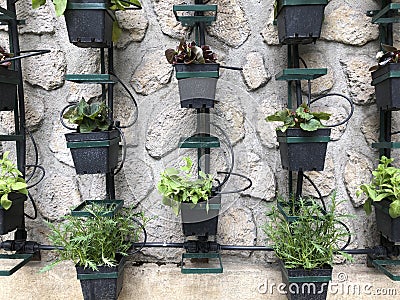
370,44 -> 400,72
42,205 -> 147,272
157,157 -> 214,216
0,151 -> 28,210
263,194 -> 352,269
165,39 -> 218,65
357,156 -> 400,218
63,98 -> 111,133
265,103 -> 331,132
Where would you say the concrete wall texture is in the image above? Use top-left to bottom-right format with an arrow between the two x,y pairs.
2,0 -> 400,299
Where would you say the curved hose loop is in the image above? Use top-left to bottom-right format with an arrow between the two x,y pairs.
24,192 -> 38,220
59,103 -> 78,130
303,173 -> 326,211
25,165 -> 45,189
310,93 -> 354,128
214,171 -> 252,195
128,218 -> 148,255
24,125 -> 39,182
210,123 -> 234,191
113,126 -> 127,175
109,72 -> 138,128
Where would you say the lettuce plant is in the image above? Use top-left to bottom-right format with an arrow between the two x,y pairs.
165,39 -> 217,65
157,157 -> 214,216
266,103 -> 331,132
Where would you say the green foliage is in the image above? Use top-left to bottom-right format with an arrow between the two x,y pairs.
263,195 -> 352,270
165,39 -> 218,65
0,151 -> 28,210
265,103 -> 331,132
42,205 -> 147,272
32,0 -> 141,17
357,156 -> 400,218
370,44 -> 400,72
157,157 -> 214,216
63,98 -> 111,133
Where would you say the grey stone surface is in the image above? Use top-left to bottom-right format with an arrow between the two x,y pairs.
16,0 -> 55,35
131,50 -> 173,95
242,52 -> 271,91
344,151 -> 374,208
115,9 -> 149,49
341,56 -> 376,106
321,4 -> 379,46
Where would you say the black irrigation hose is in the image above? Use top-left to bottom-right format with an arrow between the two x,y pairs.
24,192 -> 38,220
219,65 -> 243,71
215,171 -> 252,195
59,103 -> 77,131
128,218 -> 147,255
0,49 -> 51,64
303,173 -> 326,211
113,126 -> 126,175
211,123 -> 234,190
310,93 -> 354,127
24,126 -> 39,183
25,165 -> 45,189
110,72 -> 138,128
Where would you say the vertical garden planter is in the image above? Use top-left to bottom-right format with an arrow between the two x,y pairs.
64,0 -> 115,48
65,129 -> 120,174
276,0 -> 328,45
0,67 -> 18,111
181,192 -> 221,237
76,256 -> 126,300
279,260 -> 332,300
175,63 -> 219,109
373,199 -> 400,243
0,193 -> 26,235
371,63 -> 400,110
277,128 -> 330,171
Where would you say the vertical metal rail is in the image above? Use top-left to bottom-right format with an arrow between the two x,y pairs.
7,0 -> 27,241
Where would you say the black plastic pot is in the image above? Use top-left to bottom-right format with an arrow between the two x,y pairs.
0,193 -> 26,235
277,128 -> 330,171
76,256 -> 126,300
181,192 -> 221,237
64,0 -> 114,48
371,63 -> 400,110
65,129 -> 120,174
174,63 -> 219,109
0,67 -> 18,111
276,0 -> 328,45
279,260 -> 332,300
373,199 -> 400,243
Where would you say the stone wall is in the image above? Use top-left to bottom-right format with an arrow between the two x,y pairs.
0,0 -> 393,292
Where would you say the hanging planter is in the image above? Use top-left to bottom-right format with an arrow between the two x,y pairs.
0,67 -> 18,111
174,63 -> 219,109
181,192 -> 221,237
275,0 -> 328,45
279,260 -> 332,300
373,199 -> 400,243
64,0 -> 115,48
0,193 -> 26,235
76,255 -> 126,300
65,129 -> 120,174
371,63 -> 400,110
277,128 -> 330,171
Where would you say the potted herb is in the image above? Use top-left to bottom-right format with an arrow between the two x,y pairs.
274,0 -> 328,45
266,103 -> 331,171
157,157 -> 220,237
263,195 -> 352,300
42,205 -> 146,300
0,151 -> 28,235
62,98 -> 120,174
165,39 -> 219,109
32,0 -> 141,48
0,46 -> 18,111
357,156 -> 400,242
370,44 -> 400,110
